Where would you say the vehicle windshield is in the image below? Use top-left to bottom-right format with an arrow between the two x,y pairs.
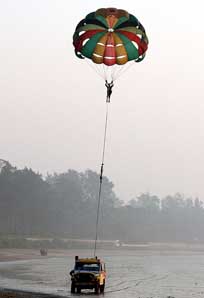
75,263 -> 100,272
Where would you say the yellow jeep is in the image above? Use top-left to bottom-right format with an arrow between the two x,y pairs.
70,256 -> 106,294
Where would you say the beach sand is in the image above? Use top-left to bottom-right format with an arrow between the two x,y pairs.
0,289 -> 64,298
0,248 -> 71,298
0,249 -> 43,262
0,248 -> 84,263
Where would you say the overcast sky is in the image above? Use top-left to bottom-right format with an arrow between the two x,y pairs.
1,0 -> 204,202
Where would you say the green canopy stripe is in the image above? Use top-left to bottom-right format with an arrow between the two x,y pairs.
116,32 -> 139,61
95,15 -> 108,28
76,24 -> 105,34
114,16 -> 129,29
81,31 -> 107,58
129,14 -> 139,23
117,27 -> 144,36
85,12 -> 96,20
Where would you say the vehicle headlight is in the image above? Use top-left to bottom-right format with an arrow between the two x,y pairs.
94,274 -> 100,280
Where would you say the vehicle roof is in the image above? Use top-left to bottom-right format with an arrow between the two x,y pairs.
75,258 -> 104,264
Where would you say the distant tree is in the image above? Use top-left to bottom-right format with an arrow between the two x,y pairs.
2,159 -> 204,244
130,192 -> 160,211
194,197 -> 203,209
0,165 -> 52,235
185,197 -> 194,208
161,193 -> 185,211
46,169 -> 119,239
128,199 -> 138,208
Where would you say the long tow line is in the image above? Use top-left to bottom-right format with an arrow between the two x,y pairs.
93,82 -> 112,257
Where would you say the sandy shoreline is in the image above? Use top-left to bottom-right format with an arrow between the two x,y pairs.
0,288 -> 64,298
1,244 -> 204,263
0,249 -> 69,298
0,249 -> 43,262
0,248 -> 89,263
0,248 -> 198,298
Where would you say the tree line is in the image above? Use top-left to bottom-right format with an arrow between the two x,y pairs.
0,159 -> 203,243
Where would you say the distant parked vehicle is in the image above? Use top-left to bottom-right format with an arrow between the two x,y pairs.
40,248 -> 48,256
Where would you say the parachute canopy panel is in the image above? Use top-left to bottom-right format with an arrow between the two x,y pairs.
73,7 -> 149,66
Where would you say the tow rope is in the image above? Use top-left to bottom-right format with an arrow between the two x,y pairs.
94,99 -> 110,256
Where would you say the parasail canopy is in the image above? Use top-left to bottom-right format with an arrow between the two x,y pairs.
73,7 -> 148,68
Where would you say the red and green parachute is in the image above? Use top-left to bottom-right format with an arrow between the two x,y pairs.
73,8 -> 148,66
73,7 -> 149,100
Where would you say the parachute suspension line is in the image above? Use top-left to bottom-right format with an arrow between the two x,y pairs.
111,64 -> 123,81
113,61 -> 136,81
94,101 -> 110,257
85,59 -> 105,80
103,64 -> 106,81
96,63 -> 106,80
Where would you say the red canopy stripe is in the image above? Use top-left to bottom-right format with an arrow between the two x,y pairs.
116,30 -> 148,54
74,30 -> 104,52
104,34 -> 116,66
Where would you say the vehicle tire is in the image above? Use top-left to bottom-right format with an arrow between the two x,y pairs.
71,282 -> 75,293
100,281 -> 105,293
95,284 -> 99,294
76,287 -> 81,293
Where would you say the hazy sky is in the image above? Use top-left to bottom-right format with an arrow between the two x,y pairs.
1,0 -> 204,202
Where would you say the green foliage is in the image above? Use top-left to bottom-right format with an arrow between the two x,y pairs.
0,160 -> 204,245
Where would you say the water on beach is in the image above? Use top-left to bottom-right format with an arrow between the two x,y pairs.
0,249 -> 204,298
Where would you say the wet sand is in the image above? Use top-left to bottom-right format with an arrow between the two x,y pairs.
0,250 -> 48,297
0,289 -> 64,298
0,250 -> 62,298
0,247 -> 203,298
0,249 -> 42,262
1,244 -> 204,263
0,248 -> 89,263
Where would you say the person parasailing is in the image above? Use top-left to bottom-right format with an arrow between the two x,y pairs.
105,80 -> 114,103
73,6 -> 149,258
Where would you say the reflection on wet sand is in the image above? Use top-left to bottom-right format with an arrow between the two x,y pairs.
0,249 -> 204,298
